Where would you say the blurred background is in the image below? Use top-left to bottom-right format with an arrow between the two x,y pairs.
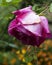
0,0 -> 52,65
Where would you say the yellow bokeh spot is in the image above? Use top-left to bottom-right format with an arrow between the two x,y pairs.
18,54 -> 24,60
47,61 -> 51,65
22,48 -> 26,54
49,55 -> 52,59
38,51 -> 43,57
27,62 -> 32,65
39,45 -> 43,48
44,57 -> 49,61
42,52 -> 46,57
22,58 -> 26,62
16,50 -> 20,54
10,58 -> 16,64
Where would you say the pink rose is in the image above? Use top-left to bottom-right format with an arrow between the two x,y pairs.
8,6 -> 50,47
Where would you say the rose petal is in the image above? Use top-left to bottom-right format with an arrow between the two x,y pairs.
12,6 -> 32,15
18,12 -> 40,24
40,16 -> 50,38
23,24 -> 42,36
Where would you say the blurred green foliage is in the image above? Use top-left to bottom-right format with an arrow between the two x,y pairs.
50,3 -> 52,12
0,0 -> 52,65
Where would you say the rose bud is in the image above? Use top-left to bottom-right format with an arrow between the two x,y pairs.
8,6 -> 50,47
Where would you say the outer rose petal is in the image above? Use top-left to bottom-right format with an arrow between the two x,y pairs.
12,6 -> 33,15
8,19 -> 17,31
40,16 -> 50,38
8,19 -> 17,35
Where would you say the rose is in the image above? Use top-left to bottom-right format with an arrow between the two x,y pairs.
8,6 -> 50,47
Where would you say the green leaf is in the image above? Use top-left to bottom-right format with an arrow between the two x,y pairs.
33,55 -> 37,60
25,56 -> 33,62
6,0 -> 12,3
12,0 -> 22,3
0,53 -> 3,63
50,3 -> 52,12
32,4 -> 38,11
0,0 -> 2,4
0,0 -> 22,6
0,40 -> 18,49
